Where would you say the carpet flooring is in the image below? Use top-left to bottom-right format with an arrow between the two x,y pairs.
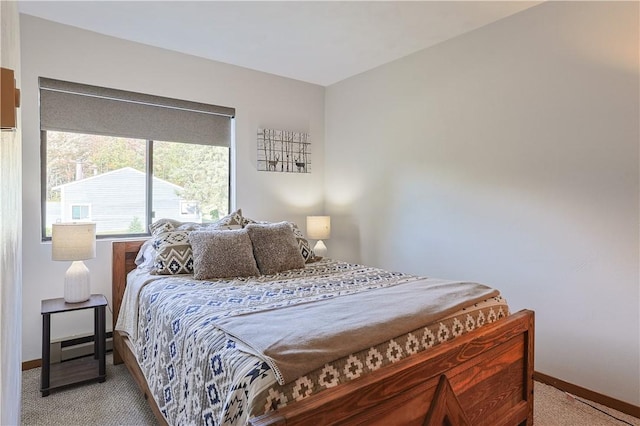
21,354 -> 639,425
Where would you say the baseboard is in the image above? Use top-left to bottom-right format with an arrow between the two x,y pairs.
534,371 -> 640,419
22,359 -> 42,371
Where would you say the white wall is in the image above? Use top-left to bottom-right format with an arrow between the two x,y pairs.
20,15 -> 325,362
325,2 -> 639,405
0,1 -> 23,424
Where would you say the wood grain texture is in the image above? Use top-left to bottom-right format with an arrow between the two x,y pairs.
423,375 -> 471,426
249,310 -> 534,426
48,357 -> 101,389
111,240 -> 535,426
111,239 -> 145,365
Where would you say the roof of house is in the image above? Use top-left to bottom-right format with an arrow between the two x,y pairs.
52,166 -> 183,191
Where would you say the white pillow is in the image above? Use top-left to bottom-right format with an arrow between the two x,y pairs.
134,240 -> 155,271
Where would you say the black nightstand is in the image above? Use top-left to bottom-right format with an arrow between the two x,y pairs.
40,294 -> 107,396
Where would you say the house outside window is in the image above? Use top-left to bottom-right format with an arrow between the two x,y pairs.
40,78 -> 235,239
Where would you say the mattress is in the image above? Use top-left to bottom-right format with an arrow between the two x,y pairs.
115,259 -> 509,425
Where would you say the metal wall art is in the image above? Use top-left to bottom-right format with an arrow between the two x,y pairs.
257,128 -> 310,173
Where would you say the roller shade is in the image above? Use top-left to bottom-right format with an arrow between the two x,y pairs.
39,77 -> 235,146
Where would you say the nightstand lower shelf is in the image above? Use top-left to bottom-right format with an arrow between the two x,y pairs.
43,357 -> 106,394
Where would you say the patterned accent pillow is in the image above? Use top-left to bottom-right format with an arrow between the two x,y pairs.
243,217 -> 315,263
209,209 -> 244,230
241,215 -> 258,228
149,218 -> 179,235
289,222 -> 316,263
151,230 -> 194,275
245,221 -> 306,275
147,209 -> 245,275
150,209 -> 244,234
189,230 -> 259,279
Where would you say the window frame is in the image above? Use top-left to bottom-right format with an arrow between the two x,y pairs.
40,131 -> 233,241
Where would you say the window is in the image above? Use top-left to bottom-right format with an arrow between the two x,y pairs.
71,204 -> 91,220
40,78 -> 234,239
180,201 -> 199,216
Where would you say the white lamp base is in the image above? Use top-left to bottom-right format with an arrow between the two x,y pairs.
313,240 -> 327,258
64,260 -> 91,303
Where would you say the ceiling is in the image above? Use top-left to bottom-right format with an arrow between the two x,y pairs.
18,1 -> 540,86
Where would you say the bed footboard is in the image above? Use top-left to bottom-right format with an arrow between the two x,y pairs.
249,309 -> 534,426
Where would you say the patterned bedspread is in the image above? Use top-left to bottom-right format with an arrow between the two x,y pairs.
116,259 -> 508,425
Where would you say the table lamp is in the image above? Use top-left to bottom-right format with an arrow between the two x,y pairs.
306,216 -> 330,257
52,222 -> 96,303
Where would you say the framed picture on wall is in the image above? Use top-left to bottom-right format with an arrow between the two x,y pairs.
257,128 -> 310,173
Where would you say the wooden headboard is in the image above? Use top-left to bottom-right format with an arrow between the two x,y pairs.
111,240 -> 146,363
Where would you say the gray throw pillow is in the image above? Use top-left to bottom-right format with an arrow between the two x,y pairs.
242,217 -> 316,263
189,229 -> 259,279
245,221 -> 306,275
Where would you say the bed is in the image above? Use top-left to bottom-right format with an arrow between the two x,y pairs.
111,217 -> 534,426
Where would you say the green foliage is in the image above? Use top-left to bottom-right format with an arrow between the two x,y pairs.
46,132 -> 145,200
153,142 -> 229,221
128,216 -> 144,233
45,132 -> 230,223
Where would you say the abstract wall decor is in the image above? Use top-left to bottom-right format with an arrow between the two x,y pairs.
257,128 -> 310,173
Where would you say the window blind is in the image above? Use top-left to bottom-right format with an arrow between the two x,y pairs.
39,77 -> 235,146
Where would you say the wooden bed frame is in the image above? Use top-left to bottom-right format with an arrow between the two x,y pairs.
112,240 -> 534,425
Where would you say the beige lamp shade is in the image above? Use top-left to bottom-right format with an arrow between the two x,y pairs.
52,222 -> 96,303
52,223 -> 96,261
306,216 -> 330,240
